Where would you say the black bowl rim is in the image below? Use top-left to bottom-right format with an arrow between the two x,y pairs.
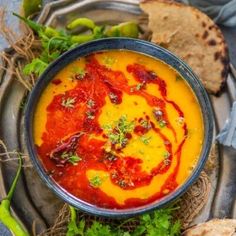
25,37 -> 214,218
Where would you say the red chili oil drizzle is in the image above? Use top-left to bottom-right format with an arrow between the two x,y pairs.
36,54 -> 188,209
127,64 -> 177,139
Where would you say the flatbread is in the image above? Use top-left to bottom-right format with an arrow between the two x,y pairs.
183,219 -> 236,236
140,0 -> 229,94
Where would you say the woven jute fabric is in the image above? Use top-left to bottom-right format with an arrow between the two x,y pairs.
174,171 -> 211,230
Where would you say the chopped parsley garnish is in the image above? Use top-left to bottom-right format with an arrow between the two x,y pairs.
61,151 -> 81,165
87,99 -> 95,108
117,115 -> 135,133
164,158 -> 171,166
140,119 -> 150,129
72,67 -> 86,79
109,93 -> 117,100
163,151 -> 170,158
130,82 -> 145,92
176,116 -> 185,125
103,56 -> 117,67
61,97 -> 76,108
89,175 -> 102,188
163,151 -> 171,166
68,155 -> 82,165
103,115 -> 135,148
140,136 -> 152,145
136,82 -> 145,90
158,120 -> 166,128
86,111 -> 95,119
118,179 -> 127,188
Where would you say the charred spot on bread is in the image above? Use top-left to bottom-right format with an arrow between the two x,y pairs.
208,39 -> 217,46
202,31 -> 209,39
202,21 -> 206,27
214,52 -> 221,61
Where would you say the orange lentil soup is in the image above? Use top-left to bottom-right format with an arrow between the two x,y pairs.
34,50 -> 203,209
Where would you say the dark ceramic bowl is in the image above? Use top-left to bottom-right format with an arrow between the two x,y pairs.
25,38 -> 214,218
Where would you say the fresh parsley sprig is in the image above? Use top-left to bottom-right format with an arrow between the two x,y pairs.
103,115 -> 135,148
66,205 -> 181,236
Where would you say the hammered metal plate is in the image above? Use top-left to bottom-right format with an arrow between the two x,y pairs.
0,0 -> 236,234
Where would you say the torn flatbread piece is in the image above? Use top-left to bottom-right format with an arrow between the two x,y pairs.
140,0 -> 229,94
183,219 -> 236,236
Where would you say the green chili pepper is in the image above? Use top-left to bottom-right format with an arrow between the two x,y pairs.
67,18 -> 96,30
44,27 -> 60,38
13,13 -> 62,39
105,21 -> 139,38
71,34 -> 94,44
13,12 -> 44,33
0,155 -> 29,236
93,26 -> 106,39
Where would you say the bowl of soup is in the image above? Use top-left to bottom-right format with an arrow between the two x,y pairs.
25,38 -> 214,217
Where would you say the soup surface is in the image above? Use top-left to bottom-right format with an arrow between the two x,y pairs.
34,50 -> 203,209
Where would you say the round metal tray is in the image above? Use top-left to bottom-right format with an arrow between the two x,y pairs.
0,0 -> 236,234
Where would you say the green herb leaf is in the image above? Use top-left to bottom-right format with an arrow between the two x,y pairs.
23,58 -> 48,76
140,136 -> 151,145
163,151 -> 171,166
86,111 -> 95,120
72,67 -> 86,79
140,120 -> 150,129
170,221 -> 181,236
158,120 -> 166,128
117,115 -> 135,133
134,206 -> 181,236
61,152 -> 81,165
68,155 -> 82,165
163,151 -> 170,159
87,99 -> 95,108
136,83 -> 142,90
103,115 -> 134,148
65,203 -> 181,236
66,206 -> 83,236
61,97 -> 76,108
86,221 -> 112,236
130,82 -> 145,93
103,56 -> 117,67
176,116 -> 185,125
89,175 -> 102,188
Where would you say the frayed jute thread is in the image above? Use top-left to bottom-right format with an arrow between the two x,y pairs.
0,8 -> 41,91
0,139 -> 32,168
